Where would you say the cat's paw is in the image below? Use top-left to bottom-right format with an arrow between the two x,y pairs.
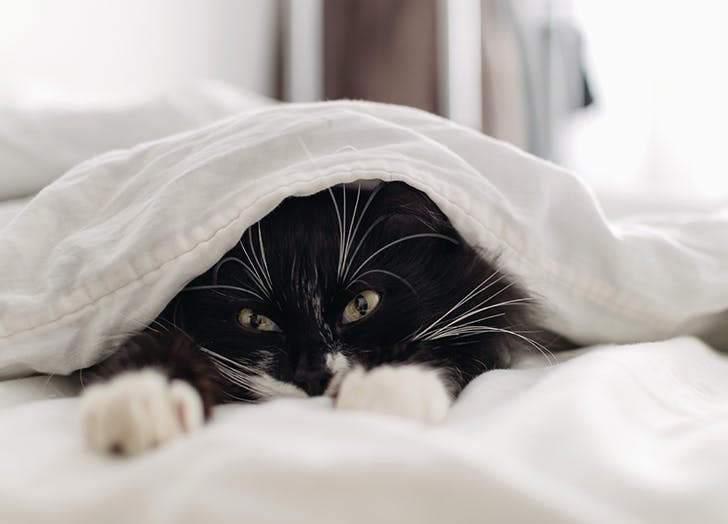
335,365 -> 452,424
79,369 -> 204,456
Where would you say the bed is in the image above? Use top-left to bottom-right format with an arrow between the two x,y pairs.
1,84 -> 728,524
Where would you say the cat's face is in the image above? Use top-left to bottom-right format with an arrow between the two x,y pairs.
172,182 -> 532,401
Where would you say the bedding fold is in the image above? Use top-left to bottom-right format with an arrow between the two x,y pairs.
1,101 -> 727,378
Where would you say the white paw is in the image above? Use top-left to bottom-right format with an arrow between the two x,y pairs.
335,365 -> 452,424
79,369 -> 204,456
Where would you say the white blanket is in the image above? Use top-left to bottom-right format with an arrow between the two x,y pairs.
1,101 -> 727,378
2,337 -> 728,523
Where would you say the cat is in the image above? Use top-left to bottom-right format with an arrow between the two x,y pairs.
79,181 -> 556,455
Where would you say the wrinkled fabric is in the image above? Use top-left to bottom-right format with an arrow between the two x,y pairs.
1,101 -> 727,378
2,338 -> 728,523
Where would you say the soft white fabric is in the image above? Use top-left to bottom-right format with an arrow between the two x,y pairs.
1,100 -> 727,378
0,196 -> 30,226
0,80 -> 273,199
2,337 -> 728,523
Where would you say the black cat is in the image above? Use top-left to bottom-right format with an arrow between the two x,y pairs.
80,182 -> 556,455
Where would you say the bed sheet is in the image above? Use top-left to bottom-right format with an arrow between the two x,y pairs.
1,337 -> 727,523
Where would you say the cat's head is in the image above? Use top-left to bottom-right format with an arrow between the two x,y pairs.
171,182 -> 535,400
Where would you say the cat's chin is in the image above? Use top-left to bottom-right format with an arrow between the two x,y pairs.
334,365 -> 452,424
79,369 -> 204,456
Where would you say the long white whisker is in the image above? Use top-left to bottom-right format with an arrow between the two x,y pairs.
341,184 -> 361,280
341,185 -> 347,280
427,326 -> 555,366
354,269 -> 419,298
327,187 -> 346,281
290,252 -> 298,283
342,184 -> 385,281
424,314 -> 506,338
349,233 -> 458,282
147,318 -> 196,342
199,347 -> 269,395
212,256 -> 238,284
213,256 -> 264,290
214,364 -> 260,392
198,347 -> 256,371
342,215 -> 388,281
424,283 -> 518,339
247,227 -> 272,297
181,284 -> 266,302
239,239 -> 270,299
239,241 -> 267,292
426,298 -> 532,338
257,222 -> 274,292
411,271 -> 504,340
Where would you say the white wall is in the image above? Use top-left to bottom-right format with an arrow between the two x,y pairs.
0,0 -> 277,103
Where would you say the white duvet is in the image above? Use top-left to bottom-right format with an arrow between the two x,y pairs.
1,96 -> 728,523
2,338 -> 728,524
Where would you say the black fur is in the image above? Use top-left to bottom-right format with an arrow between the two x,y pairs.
87,182 -> 554,415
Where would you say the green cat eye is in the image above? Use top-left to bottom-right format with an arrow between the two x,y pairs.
341,290 -> 381,324
237,308 -> 281,333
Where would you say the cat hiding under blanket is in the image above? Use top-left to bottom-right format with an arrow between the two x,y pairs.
79,181 -> 561,455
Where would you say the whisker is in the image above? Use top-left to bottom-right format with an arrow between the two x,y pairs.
427,298 -> 532,340
341,183 -> 385,281
341,185 -> 347,279
238,242 -> 268,294
197,347 -> 259,373
348,233 -> 459,282
341,184 -> 361,280
239,238 -> 271,299
347,278 -> 373,291
256,222 -> 277,305
170,296 -> 184,327
411,271 -> 504,340
181,284 -> 266,302
342,215 -> 388,281
426,326 -> 556,366
424,308 -> 506,340
355,268 -> 420,298
423,314 -> 506,338
199,347 -> 269,396
212,256 -> 261,288
424,286 -> 524,339
147,318 -> 197,342
327,187 -> 346,281
248,226 -> 272,297
290,252 -> 298,284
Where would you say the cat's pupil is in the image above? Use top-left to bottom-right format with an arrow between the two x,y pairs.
249,312 -> 261,329
354,294 -> 368,315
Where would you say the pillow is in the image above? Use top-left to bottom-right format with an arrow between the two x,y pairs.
0,80 -> 274,200
1,101 -> 727,378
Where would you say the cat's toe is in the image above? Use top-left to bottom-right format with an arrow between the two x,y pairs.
79,369 -> 204,456
335,365 -> 452,424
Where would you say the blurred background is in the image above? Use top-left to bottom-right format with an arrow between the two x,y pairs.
1,0 -> 727,217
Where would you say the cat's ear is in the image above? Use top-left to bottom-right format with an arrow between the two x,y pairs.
373,182 -> 457,236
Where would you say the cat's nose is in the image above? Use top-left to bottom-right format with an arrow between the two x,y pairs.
292,370 -> 330,397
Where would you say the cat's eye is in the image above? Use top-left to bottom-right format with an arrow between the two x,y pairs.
237,308 -> 281,333
341,290 -> 381,324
